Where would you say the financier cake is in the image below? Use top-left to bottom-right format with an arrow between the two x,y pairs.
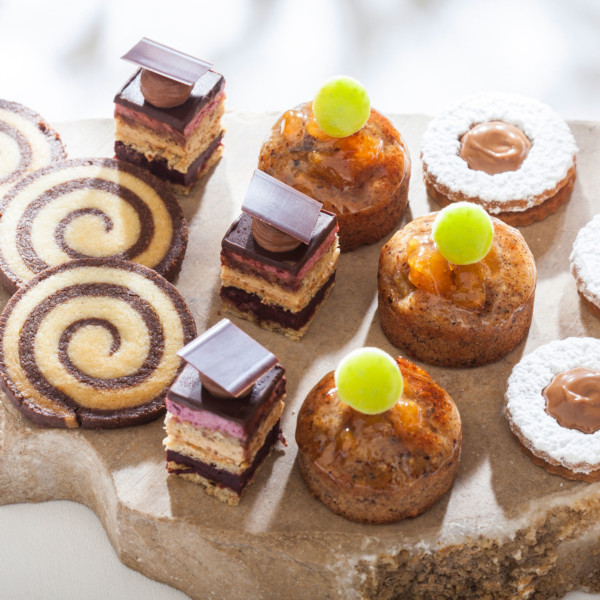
296,353 -> 462,524
505,337 -> 600,481
258,102 -> 410,252
0,157 -> 188,294
378,211 -> 536,367
0,258 -> 196,428
0,99 -> 66,198
421,93 -> 577,226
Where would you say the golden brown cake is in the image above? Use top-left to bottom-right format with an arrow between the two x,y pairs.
258,102 -> 410,251
421,93 -> 577,226
0,258 -> 196,428
295,356 -> 461,524
378,213 -> 536,367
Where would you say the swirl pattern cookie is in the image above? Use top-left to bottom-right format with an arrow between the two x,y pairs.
0,258 -> 196,428
0,99 -> 66,198
421,93 -> 577,226
0,158 -> 188,294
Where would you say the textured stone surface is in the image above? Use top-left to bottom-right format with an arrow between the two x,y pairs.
1,114 -> 600,599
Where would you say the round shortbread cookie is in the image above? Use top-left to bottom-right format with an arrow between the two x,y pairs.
421,93 -> 577,226
0,99 -> 66,197
0,258 -> 196,428
570,214 -> 600,318
505,337 -> 600,481
0,158 -> 188,293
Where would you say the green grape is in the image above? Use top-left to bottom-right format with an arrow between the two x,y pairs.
313,76 -> 370,138
432,202 -> 494,265
334,347 -> 403,415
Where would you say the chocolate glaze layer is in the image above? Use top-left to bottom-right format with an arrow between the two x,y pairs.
168,364 -> 285,437
114,132 -> 223,185
221,211 -> 337,277
221,272 -> 335,330
114,69 -> 225,132
166,420 -> 281,494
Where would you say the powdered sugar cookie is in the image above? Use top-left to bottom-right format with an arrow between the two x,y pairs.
505,337 -> 600,481
570,215 -> 600,318
421,93 -> 577,226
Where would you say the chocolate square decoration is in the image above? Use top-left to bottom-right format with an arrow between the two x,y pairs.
121,38 -> 211,85
178,319 -> 278,398
242,170 -> 322,244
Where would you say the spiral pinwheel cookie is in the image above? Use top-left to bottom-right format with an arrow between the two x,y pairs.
0,99 -> 66,197
505,337 -> 600,481
421,93 -> 577,226
0,158 -> 187,294
0,258 -> 196,429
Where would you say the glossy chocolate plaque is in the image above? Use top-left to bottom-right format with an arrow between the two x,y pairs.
177,318 -> 278,398
243,170 -> 322,244
121,37 -> 211,85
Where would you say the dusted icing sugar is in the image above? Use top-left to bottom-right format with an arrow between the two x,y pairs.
570,214 -> 600,306
505,337 -> 600,473
421,93 -> 577,211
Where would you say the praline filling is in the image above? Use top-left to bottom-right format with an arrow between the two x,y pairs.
543,367 -> 600,434
459,120 -> 531,175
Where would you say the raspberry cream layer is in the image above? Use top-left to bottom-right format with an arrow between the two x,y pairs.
114,96 -> 225,173
221,212 -> 339,311
164,363 -> 285,503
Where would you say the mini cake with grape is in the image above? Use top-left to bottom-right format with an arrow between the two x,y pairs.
421,93 -> 577,226
295,348 -> 462,524
258,77 -> 410,252
378,203 -> 536,367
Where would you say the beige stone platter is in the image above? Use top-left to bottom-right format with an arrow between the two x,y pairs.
1,113 -> 600,600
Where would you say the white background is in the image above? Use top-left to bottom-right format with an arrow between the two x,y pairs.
1,0 -> 600,598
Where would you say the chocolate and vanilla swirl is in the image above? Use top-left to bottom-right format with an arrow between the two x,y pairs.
0,258 -> 196,428
0,99 -> 66,198
0,158 -> 188,294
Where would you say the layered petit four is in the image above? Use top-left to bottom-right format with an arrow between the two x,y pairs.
0,158 -> 188,294
378,203 -> 536,367
296,348 -> 461,524
505,337 -> 600,481
258,77 -> 410,251
0,99 -> 66,198
570,215 -> 600,319
421,93 -> 577,226
114,38 -> 225,194
0,258 -> 196,428
164,319 -> 286,505
220,170 -> 339,340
